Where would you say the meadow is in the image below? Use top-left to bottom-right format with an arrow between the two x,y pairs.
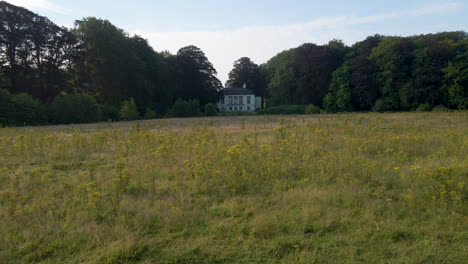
0,112 -> 467,264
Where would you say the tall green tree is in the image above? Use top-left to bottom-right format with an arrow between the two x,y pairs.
226,57 -> 266,96
324,63 -> 353,112
370,37 -> 415,111
263,49 -> 297,106
127,35 -> 166,111
0,1 -> 80,102
294,40 -> 347,106
74,17 -> 136,104
0,1 -> 33,94
442,49 -> 468,109
176,45 -> 222,105
155,51 -> 181,113
408,38 -> 454,109
74,17 -> 175,112
349,35 -> 383,110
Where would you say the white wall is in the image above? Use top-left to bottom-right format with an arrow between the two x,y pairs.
217,95 -> 257,112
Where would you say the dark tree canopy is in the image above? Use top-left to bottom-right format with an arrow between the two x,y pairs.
74,17 -> 140,104
176,45 -> 222,105
262,49 -> 297,105
74,17 -> 183,113
0,2 -> 225,125
349,35 -> 383,110
263,32 -> 467,111
226,57 -> 266,96
262,40 -> 348,106
0,1 -> 80,102
294,40 -> 348,106
370,37 -> 416,110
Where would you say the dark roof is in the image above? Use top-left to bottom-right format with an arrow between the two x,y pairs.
222,87 -> 254,95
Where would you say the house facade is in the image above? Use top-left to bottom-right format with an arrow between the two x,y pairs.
217,85 -> 262,112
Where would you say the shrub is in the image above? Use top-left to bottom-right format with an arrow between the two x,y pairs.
416,103 -> 432,112
204,103 -> 219,117
120,98 -> 140,121
10,93 -> 46,126
305,104 -> 321,114
166,99 -> 200,118
0,90 -> 46,126
432,105 -> 451,112
258,105 -> 306,115
49,94 -> 100,124
99,104 -> 119,121
143,108 -> 158,119
373,99 -> 386,112
219,111 -> 256,117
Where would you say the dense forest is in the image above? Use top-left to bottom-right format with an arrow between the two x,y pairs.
0,1 -> 467,126
262,34 -> 468,112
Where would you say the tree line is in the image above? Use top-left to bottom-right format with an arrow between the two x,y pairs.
0,1 -> 222,125
260,33 -> 468,112
1,1 -> 467,126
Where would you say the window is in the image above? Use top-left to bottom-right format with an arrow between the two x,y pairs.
229,96 -> 233,105
229,107 -> 232,111
247,96 -> 251,104
221,96 -> 225,104
247,106 -> 251,110
239,107 -> 243,111
234,107 -> 238,111
239,96 -> 243,105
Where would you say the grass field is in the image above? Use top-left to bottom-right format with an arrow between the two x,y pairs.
0,113 -> 467,263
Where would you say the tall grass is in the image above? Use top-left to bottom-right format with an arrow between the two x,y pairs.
0,112 -> 467,263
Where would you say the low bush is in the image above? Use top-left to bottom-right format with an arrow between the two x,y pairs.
49,94 -> 100,124
10,93 -> 46,126
166,99 -> 200,118
219,111 -> 256,116
204,103 -> 219,117
432,105 -> 451,112
99,104 -> 119,121
258,105 -> 306,115
305,104 -> 321,114
0,89 -> 46,126
373,99 -> 386,112
120,98 -> 140,121
416,103 -> 432,112
143,108 -> 158,119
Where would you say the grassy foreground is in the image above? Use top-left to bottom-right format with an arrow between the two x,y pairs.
0,113 -> 467,263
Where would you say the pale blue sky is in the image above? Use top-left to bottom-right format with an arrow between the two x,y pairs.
8,0 -> 468,83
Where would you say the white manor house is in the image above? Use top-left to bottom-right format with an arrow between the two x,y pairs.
217,84 -> 262,112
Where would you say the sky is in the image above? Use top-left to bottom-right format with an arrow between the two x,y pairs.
7,0 -> 468,84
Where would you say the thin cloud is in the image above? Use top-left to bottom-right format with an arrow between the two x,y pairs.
408,1 -> 464,16
7,0 -> 71,14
